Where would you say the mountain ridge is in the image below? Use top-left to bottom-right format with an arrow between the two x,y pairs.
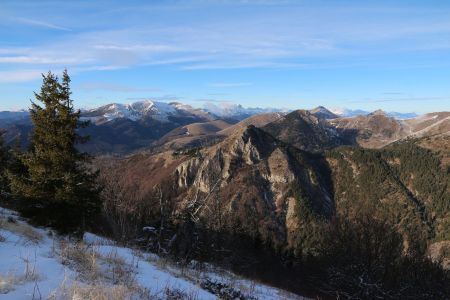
0,100 -> 447,153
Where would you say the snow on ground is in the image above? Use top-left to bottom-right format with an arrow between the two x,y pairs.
0,207 -> 307,299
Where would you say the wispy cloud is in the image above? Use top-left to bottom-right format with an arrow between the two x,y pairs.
182,62 -> 308,70
126,95 -> 182,102
349,96 -> 450,103
2,1 -> 450,83
77,82 -> 160,93
193,98 -> 234,103
0,55 -> 88,64
13,17 -> 71,31
0,69 -> 43,83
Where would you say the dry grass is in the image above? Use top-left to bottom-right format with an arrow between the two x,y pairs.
19,252 -> 40,282
0,253 -> 40,295
0,217 -> 43,243
59,240 -> 99,281
50,273 -> 153,300
0,272 -> 17,294
56,240 -> 154,299
51,282 -> 134,300
101,249 -> 136,286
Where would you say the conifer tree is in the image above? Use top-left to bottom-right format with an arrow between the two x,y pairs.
10,70 -> 101,230
0,130 -> 9,194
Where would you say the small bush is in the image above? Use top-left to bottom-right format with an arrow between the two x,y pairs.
200,279 -> 256,300
59,240 -> 99,281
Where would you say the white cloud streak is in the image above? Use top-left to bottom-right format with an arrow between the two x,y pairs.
13,17 -> 71,31
2,1 -> 450,82
0,70 -> 43,83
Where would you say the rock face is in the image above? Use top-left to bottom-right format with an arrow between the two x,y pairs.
171,125 -> 334,248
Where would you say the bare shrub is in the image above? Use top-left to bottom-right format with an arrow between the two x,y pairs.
56,239 -> 155,299
20,252 -> 40,282
165,286 -> 199,300
0,253 -> 41,295
59,240 -> 99,281
101,249 -> 136,287
200,278 -> 256,300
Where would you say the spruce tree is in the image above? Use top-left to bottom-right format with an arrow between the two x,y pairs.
10,70 -> 101,230
0,130 -> 9,194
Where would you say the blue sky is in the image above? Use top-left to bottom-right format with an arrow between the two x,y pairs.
0,0 -> 449,113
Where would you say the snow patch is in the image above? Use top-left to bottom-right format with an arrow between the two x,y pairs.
0,207 -> 307,299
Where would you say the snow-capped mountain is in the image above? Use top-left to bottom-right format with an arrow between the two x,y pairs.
330,107 -> 370,117
81,100 -> 212,124
385,111 -> 419,120
331,107 -> 418,119
309,106 -> 339,119
203,102 -> 284,120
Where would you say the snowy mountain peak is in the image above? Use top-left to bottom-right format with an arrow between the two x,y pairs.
203,102 -> 283,119
330,107 -> 369,117
370,109 -> 387,116
331,107 -> 418,120
80,100 -> 216,125
310,106 -> 339,119
129,100 -> 155,113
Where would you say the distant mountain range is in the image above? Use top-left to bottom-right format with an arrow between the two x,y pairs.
203,102 -> 284,120
0,110 -> 29,127
0,101 -> 419,124
330,107 -> 418,119
81,101 -> 214,125
1,100 -> 446,154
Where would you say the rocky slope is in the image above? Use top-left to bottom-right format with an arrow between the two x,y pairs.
172,125 -> 334,249
218,112 -> 285,136
98,124 -> 450,258
263,110 -> 343,152
330,110 -> 450,148
95,121 -> 450,297
153,120 -> 232,151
